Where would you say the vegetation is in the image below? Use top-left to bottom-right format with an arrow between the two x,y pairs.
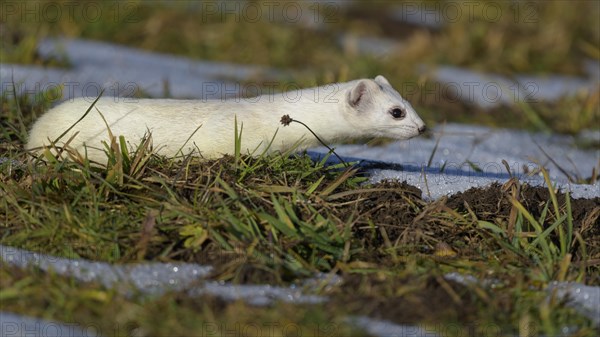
2,92 -> 599,336
1,1 -> 599,336
1,0 -> 598,134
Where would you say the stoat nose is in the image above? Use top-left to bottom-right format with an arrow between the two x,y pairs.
418,125 -> 427,134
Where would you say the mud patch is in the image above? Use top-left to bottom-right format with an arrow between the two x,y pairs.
346,180 -> 485,263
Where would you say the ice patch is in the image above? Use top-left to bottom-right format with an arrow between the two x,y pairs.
310,123 -> 599,200
1,38 -> 279,101
0,244 -> 212,295
548,282 -> 600,327
425,65 -> 598,109
349,316 -> 442,337
445,272 -> 600,327
338,34 -> 403,57
0,244 -> 334,305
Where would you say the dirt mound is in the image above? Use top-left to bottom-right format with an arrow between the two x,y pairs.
446,182 -> 599,234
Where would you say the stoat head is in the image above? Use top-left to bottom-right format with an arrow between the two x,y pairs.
345,75 -> 426,139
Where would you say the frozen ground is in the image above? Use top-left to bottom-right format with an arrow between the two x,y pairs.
2,37 -> 598,108
1,38 -> 598,335
2,37 -> 597,200
426,62 -> 599,109
311,123 -> 599,200
2,38 -> 278,100
1,244 -> 598,336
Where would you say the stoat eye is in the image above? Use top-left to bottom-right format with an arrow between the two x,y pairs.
390,108 -> 406,119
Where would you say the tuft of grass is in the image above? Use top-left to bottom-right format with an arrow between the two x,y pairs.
477,172 -> 589,285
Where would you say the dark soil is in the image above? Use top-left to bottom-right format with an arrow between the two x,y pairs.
446,182 -> 599,232
446,182 -> 600,265
333,181 -> 599,327
344,180 -> 599,260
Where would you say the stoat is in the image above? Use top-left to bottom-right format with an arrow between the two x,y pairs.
27,75 -> 426,162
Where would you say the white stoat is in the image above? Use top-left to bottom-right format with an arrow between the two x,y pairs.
26,75 -> 426,162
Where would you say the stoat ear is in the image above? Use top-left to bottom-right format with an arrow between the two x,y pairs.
374,75 -> 391,86
348,80 -> 369,108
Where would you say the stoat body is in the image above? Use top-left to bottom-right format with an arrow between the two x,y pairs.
27,75 -> 426,162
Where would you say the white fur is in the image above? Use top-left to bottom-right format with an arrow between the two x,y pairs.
27,75 -> 425,162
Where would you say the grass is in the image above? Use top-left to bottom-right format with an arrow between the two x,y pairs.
478,169 -> 580,283
1,90 -> 600,335
1,264 -> 362,337
1,1 -> 599,335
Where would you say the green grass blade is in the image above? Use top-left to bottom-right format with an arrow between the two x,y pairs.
565,191 -> 573,255
259,212 -> 295,238
510,198 -> 551,257
478,221 -> 507,236
270,195 -> 297,236
52,89 -> 105,145
305,175 -> 325,196
528,214 -> 567,251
